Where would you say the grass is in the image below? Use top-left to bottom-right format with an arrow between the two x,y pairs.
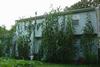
0,58 -> 99,67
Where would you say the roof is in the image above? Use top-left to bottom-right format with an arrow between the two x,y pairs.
16,7 -> 95,22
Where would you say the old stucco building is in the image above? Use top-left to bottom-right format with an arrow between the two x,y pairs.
14,5 -> 100,58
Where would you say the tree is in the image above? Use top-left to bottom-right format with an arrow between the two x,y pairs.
69,0 -> 100,10
0,25 -> 11,57
39,8 -> 76,63
41,10 -> 59,62
81,20 -> 97,64
5,25 -> 16,57
0,26 -> 5,57
17,35 -> 30,59
8,25 -> 16,57
64,15 -> 75,63
0,41 -> 3,57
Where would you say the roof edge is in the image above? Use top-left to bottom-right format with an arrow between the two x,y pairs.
16,7 -> 95,22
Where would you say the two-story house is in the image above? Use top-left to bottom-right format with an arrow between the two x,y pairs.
14,5 -> 100,58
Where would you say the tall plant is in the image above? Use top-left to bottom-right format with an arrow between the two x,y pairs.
41,10 -> 59,62
17,35 -> 30,59
81,21 -> 97,64
39,9 -> 75,63
64,15 -> 75,63
0,42 -> 3,57
0,26 -> 10,57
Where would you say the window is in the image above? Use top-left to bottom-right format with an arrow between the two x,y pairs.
88,21 -> 91,23
72,20 -> 79,26
24,25 -> 27,30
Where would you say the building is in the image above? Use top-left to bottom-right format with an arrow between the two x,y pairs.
14,5 -> 100,59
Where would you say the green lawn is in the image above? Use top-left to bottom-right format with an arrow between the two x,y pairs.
0,58 -> 98,67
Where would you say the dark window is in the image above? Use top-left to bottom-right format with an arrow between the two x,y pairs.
72,20 -> 79,26
18,25 -> 19,30
25,25 -> 27,30
88,21 -> 91,23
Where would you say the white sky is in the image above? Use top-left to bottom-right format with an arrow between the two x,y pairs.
0,0 -> 80,30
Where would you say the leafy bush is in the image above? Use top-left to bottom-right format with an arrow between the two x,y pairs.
17,36 -> 30,59
81,21 -> 97,64
39,9 -> 75,63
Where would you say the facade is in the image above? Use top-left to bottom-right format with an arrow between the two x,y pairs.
14,5 -> 100,58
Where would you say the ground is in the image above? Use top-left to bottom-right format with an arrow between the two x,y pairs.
0,58 -> 99,67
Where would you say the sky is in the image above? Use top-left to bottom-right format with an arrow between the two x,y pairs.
0,0 -> 80,30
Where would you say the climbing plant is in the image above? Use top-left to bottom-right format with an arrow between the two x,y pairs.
17,35 -> 30,59
80,15 -> 97,64
39,8 -> 76,63
41,10 -> 59,62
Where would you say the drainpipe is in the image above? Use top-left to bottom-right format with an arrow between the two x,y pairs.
96,4 -> 100,64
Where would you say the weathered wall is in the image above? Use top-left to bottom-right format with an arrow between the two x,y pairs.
14,7 -> 98,57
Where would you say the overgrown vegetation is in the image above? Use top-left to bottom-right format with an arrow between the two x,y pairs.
80,19 -> 97,64
0,0 -> 99,65
0,26 -> 15,57
16,35 -> 30,59
39,9 -> 76,63
69,0 -> 100,10
0,58 -> 97,67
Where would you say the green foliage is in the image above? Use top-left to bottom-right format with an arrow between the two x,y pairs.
0,43 -> 3,57
0,25 -> 16,57
41,10 -> 59,62
69,0 -> 100,10
0,58 -> 97,67
81,20 -> 97,64
17,36 -> 30,59
39,9 -> 75,63
66,15 -> 75,44
56,15 -> 75,63
0,26 -> 12,57
98,49 -> 100,63
64,15 -> 75,63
